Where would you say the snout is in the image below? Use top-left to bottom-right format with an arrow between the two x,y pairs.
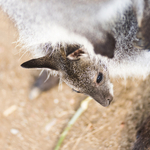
100,94 -> 113,107
105,95 -> 113,106
91,94 -> 113,107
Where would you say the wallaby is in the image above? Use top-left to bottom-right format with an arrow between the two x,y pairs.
1,0 -> 150,107
21,44 -> 113,107
21,4 -> 150,107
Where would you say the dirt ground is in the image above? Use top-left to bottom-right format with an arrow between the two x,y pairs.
1,10 -> 150,150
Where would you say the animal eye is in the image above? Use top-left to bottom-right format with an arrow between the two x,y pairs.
96,72 -> 103,84
72,88 -> 80,93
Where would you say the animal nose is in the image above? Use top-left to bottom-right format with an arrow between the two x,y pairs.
106,95 -> 113,104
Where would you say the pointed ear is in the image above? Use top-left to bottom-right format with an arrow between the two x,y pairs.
21,55 -> 58,71
67,48 -> 88,60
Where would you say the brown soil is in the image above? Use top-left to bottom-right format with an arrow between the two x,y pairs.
1,10 -> 150,150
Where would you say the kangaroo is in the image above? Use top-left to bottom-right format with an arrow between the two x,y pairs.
1,0 -> 150,107
21,44 -> 113,107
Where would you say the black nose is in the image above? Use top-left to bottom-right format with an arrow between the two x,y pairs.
106,95 -> 113,104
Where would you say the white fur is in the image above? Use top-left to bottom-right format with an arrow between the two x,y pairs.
97,0 -> 132,28
107,51 -> 150,79
109,82 -> 114,96
0,0 -> 132,58
0,0 -> 149,81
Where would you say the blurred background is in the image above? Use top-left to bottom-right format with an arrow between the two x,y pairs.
1,9 -> 150,150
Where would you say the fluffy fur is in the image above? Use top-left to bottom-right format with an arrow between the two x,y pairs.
0,0 -> 131,56
0,0 -> 150,79
99,7 -> 150,79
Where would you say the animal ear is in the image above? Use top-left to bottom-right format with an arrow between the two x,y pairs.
21,55 -> 58,71
67,48 -> 88,60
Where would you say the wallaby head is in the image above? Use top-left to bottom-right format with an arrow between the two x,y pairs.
21,44 -> 113,107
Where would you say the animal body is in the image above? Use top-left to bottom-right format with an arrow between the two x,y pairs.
21,2 -> 150,106
1,0 -> 150,106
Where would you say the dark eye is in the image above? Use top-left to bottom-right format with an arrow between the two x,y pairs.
72,88 -> 80,93
96,72 -> 103,84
